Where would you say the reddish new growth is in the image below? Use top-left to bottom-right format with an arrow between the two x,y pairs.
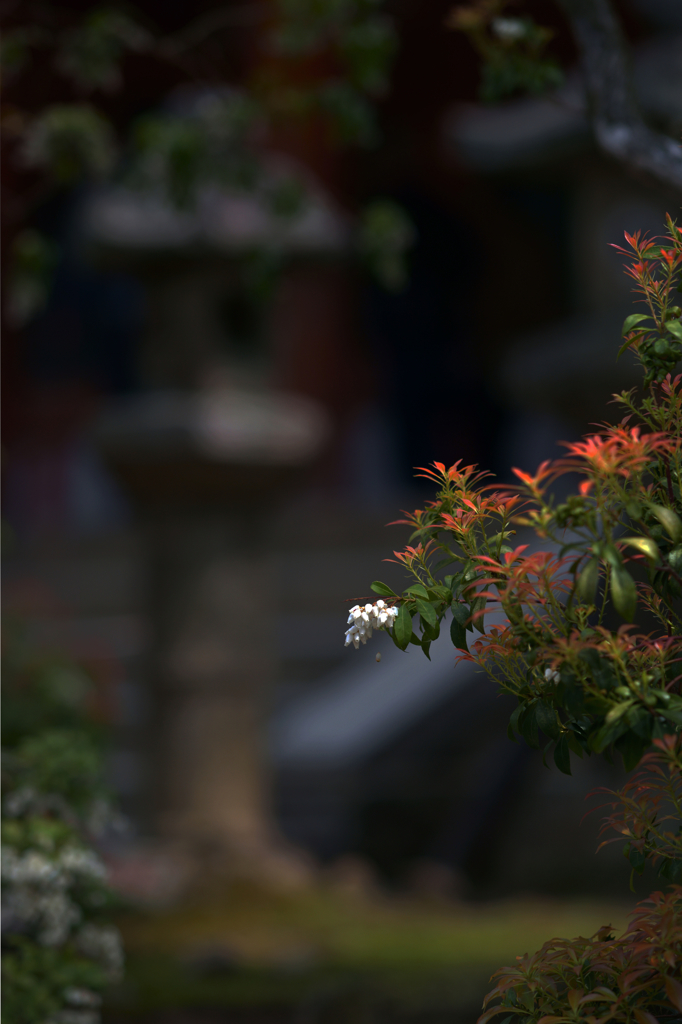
353,217 -> 682,1024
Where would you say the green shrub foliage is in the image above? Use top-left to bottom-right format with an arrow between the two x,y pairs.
2,643 -> 124,1024
349,221 -> 682,1020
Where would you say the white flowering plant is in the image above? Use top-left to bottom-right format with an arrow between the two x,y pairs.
345,600 -> 399,649
344,220 -> 682,1020
2,646 -> 124,1024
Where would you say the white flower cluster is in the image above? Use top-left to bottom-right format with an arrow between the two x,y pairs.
3,886 -> 80,946
51,1009 -> 100,1024
2,845 -> 106,886
49,987 -> 103,1024
492,16 -> 527,42
345,601 -> 398,649
64,988 -> 102,1008
1,845 -> 109,948
4,785 -> 71,822
76,923 -> 124,981
544,668 -> 560,684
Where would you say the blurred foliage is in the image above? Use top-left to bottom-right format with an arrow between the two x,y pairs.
6,730 -> 104,815
20,104 -> 116,182
270,0 -> 396,145
6,229 -> 58,329
129,89 -> 263,207
0,26 -> 47,80
359,200 -> 416,292
480,888 -> 682,1024
447,1 -> 563,103
54,8 -> 152,93
272,0 -> 396,96
596,733 -> 682,886
318,79 -> 380,146
3,940 -> 109,1024
2,632 -> 125,1024
2,0 -> 411,322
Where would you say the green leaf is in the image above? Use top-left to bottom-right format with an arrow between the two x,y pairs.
621,536 -> 660,563
617,332 -> 648,359
605,700 -> 634,724
621,313 -> 650,336
420,617 -> 440,642
567,730 -> 584,757
602,543 -> 622,568
370,581 -> 397,597
630,704 -> 653,740
469,595 -> 486,630
553,735 -> 571,775
451,603 -> 470,627
405,584 -> 430,600
615,731 -> 646,772
450,606 -> 469,651
415,599 -> 438,629
660,858 -> 682,883
666,319 -> 682,341
576,558 -> 600,605
660,697 -> 682,727
393,605 -> 412,650
650,504 -> 682,544
520,704 -> 539,749
628,845 -> 646,874
611,565 -> 637,621
421,640 -> 431,660
536,701 -> 560,740
591,718 -> 628,753
507,704 -> 523,742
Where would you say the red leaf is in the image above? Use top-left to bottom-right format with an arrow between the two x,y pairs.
665,977 -> 682,1013
634,1011 -> 659,1024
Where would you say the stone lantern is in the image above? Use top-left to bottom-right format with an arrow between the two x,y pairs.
85,159 -> 349,885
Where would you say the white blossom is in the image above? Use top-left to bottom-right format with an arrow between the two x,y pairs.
38,892 -> 82,945
76,924 -> 124,980
2,848 -> 61,886
4,786 -> 39,818
344,600 -> 399,649
544,668 -> 560,684
492,17 -> 527,42
52,1011 -> 100,1024
63,988 -> 102,1008
59,846 -> 107,882
2,882 -> 81,945
0,843 -> 109,946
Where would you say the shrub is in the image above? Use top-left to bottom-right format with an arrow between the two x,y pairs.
1,642 -> 124,1024
345,219 -> 682,1020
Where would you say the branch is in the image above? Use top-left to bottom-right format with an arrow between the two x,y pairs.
558,0 -> 682,194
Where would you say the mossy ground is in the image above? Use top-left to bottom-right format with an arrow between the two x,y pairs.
105,882 -> 633,1021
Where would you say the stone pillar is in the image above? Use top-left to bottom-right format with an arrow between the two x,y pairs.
146,510 -> 272,852
97,389 -> 327,885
